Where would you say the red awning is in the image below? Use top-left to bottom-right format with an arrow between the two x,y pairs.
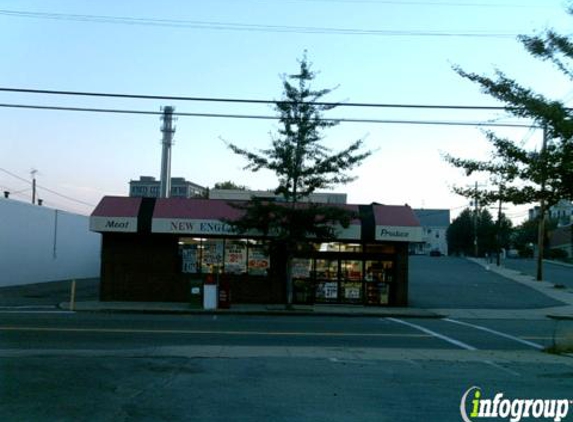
90,196 -> 141,233
373,204 -> 422,242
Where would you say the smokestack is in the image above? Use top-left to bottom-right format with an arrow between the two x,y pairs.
159,106 -> 175,198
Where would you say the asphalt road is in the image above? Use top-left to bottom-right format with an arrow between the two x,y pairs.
409,256 -> 566,309
0,312 -> 563,350
503,258 -> 573,287
2,311 -> 573,421
2,257 -> 573,421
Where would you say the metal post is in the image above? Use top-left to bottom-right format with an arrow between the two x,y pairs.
70,279 -> 77,311
496,184 -> 503,267
474,181 -> 479,257
159,106 -> 175,198
536,126 -> 548,281
31,169 -> 37,205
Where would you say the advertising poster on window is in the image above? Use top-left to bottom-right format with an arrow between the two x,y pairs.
292,258 -> 311,279
248,247 -> 270,275
316,281 -> 338,300
225,241 -> 247,274
181,246 -> 198,274
202,239 -> 224,272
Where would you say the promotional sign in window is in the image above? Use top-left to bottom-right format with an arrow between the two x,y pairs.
316,281 -> 338,300
181,246 -> 199,274
225,241 -> 247,274
292,258 -> 312,279
248,246 -> 270,275
202,239 -> 224,273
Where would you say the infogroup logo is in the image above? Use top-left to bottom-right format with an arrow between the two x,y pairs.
460,386 -> 571,422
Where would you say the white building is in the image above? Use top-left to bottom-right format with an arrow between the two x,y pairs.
129,176 -> 206,199
411,209 -> 450,256
529,199 -> 573,226
0,198 -> 101,286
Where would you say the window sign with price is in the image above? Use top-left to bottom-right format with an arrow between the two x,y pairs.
181,246 -> 199,274
224,240 -> 247,274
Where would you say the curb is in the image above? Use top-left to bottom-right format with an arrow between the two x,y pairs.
58,302 -> 445,319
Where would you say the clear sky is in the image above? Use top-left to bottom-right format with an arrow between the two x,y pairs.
1,0 -> 571,223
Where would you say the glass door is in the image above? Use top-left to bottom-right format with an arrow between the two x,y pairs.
314,259 -> 339,303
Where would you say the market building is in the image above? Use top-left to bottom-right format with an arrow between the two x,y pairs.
90,196 -> 422,307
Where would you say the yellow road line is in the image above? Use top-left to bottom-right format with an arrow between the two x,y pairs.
0,326 -> 431,337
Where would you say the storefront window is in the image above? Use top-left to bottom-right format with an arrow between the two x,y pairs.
314,242 -> 341,252
341,260 -> 363,303
365,260 -> 393,305
365,244 -> 396,254
202,239 -> 224,273
292,258 -> 312,279
314,259 -> 339,301
179,238 -> 201,274
224,240 -> 247,274
340,243 -> 362,253
247,241 -> 270,276
293,258 -> 313,304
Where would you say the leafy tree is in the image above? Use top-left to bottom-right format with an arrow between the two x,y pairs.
447,209 -> 474,256
226,54 -> 371,307
213,181 -> 248,190
444,5 -> 573,277
512,217 -> 559,257
447,208 -> 511,257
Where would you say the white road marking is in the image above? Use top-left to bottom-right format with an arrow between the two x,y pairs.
385,317 -> 477,351
443,318 -> 544,350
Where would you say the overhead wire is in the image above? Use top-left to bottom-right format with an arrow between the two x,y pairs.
0,9 -> 519,38
0,167 -> 96,207
0,87 -> 512,110
0,102 -> 535,128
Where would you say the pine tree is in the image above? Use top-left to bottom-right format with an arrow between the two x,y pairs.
226,54 -> 371,307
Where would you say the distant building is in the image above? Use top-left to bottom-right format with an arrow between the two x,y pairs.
549,223 -> 572,258
209,189 -> 347,204
129,176 -> 206,199
529,199 -> 573,226
411,209 -> 450,256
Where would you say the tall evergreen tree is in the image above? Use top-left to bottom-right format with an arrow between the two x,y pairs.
226,55 -> 371,307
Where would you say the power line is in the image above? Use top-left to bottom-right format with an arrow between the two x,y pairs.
0,9 -> 518,38
235,0 -> 554,7
0,168 -> 96,207
0,87 -> 509,110
0,102 -> 535,128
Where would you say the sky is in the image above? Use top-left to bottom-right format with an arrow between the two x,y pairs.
0,0 -> 571,223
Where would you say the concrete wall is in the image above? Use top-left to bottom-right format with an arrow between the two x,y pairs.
0,198 -> 101,287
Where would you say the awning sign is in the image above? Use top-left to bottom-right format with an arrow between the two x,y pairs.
90,217 -> 137,233
152,218 -> 236,235
375,225 -> 423,242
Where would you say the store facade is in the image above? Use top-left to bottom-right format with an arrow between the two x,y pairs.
90,196 -> 422,306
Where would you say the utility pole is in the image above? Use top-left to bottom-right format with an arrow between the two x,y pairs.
159,106 -> 175,199
536,126 -> 548,281
31,169 -> 37,205
474,181 -> 479,257
496,183 -> 503,267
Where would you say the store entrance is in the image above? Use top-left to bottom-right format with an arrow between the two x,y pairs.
292,254 -> 395,306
